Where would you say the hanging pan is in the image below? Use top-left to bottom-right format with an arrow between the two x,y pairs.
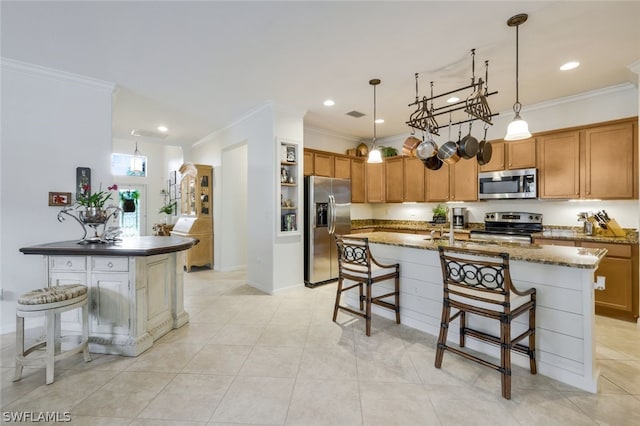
422,154 -> 443,171
437,122 -> 461,165
458,121 -> 479,159
416,131 -> 438,160
402,131 -> 421,157
477,125 -> 493,165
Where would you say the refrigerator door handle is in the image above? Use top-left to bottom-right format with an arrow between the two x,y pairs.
328,195 -> 335,234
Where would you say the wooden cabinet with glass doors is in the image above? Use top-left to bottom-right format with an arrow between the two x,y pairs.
170,163 -> 213,271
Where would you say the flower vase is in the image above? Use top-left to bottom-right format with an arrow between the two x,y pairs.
79,207 -> 108,224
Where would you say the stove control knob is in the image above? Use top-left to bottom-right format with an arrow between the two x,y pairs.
529,215 -> 533,220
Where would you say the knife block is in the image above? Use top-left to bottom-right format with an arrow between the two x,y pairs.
601,218 -> 626,237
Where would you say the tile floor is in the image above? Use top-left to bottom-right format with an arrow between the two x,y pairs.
1,268 -> 639,425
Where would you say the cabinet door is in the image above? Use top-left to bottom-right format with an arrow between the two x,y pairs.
451,159 -> 478,201
507,138 -> 536,169
366,162 -> 385,203
592,257 -> 633,315
584,122 -> 636,199
51,272 -> 87,331
384,157 -> 404,203
538,131 -> 580,198
425,163 -> 450,201
533,238 -> 576,247
351,158 -> 366,203
333,156 -> 351,179
478,141 -> 505,172
314,153 -> 333,177
403,157 -> 426,202
303,150 -> 314,176
90,273 -> 130,336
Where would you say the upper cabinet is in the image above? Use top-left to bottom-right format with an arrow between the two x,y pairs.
479,138 -> 536,172
384,156 -> 404,203
403,157 -> 426,202
426,159 -> 477,202
303,148 -> 366,203
351,158 -> 366,203
538,118 -> 637,200
366,162 -> 385,203
584,122 -> 637,199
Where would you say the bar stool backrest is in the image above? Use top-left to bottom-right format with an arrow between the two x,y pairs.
438,246 -> 514,308
335,236 -> 373,278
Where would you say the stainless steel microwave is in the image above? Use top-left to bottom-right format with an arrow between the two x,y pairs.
478,168 -> 537,199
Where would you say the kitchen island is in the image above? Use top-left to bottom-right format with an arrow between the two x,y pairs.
345,232 -> 607,393
20,236 -> 198,356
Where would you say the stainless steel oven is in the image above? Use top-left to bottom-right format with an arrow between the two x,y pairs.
470,212 -> 543,244
478,168 -> 537,199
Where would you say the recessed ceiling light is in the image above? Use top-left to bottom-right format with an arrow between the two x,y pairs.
560,61 -> 580,71
375,118 -> 384,124
323,99 -> 335,106
157,125 -> 168,132
446,96 -> 460,103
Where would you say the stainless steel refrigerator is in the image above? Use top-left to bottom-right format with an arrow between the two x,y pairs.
304,176 -> 351,287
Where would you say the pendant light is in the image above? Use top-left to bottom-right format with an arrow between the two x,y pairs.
504,13 -> 532,141
131,141 -> 144,175
367,78 -> 383,163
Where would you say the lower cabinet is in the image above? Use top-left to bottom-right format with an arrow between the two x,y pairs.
535,238 -> 638,322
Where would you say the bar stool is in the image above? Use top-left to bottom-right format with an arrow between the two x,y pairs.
435,246 -> 536,400
14,284 -> 91,384
333,235 -> 400,336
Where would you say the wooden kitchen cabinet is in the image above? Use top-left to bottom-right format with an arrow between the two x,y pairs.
366,162 -> 385,203
479,138 -> 536,172
385,156 -> 404,202
313,152 -> 333,177
351,158 -> 366,203
584,122 -> 637,199
537,130 -> 581,198
333,155 -> 351,179
582,242 -> 638,322
403,157 -> 426,202
425,162 -> 450,201
303,150 -> 314,176
450,158 -> 478,201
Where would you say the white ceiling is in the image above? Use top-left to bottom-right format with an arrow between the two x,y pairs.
2,1 -> 639,147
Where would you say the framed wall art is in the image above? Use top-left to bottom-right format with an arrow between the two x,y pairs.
76,167 -> 91,200
49,192 -> 72,206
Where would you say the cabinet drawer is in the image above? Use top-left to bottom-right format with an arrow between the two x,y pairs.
580,242 -> 631,258
92,257 -> 129,272
50,256 -> 86,271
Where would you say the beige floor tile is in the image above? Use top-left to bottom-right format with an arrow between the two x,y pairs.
1,366 -> 46,408
130,419 -> 207,426
155,322 -> 223,345
566,392 -> 640,425
407,348 -> 484,387
499,389 -> 597,425
211,376 -> 294,424
256,325 -> 308,347
125,342 -> 205,373
61,416 -> 132,425
355,346 -> 421,384
473,363 -> 555,392
138,374 -> 234,422
73,371 -> 174,418
182,344 -> 252,375
360,382 -> 440,426
208,324 -> 265,345
269,307 -> 313,327
286,378 -> 362,426
298,345 -> 357,380
598,359 -> 640,394
239,346 -> 303,378
305,322 -> 355,349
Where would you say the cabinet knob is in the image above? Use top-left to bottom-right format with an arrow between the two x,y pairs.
66,261 -> 72,267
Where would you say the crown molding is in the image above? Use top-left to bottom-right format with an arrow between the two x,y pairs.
506,83 -> 637,115
304,126 -> 361,143
1,57 -> 115,92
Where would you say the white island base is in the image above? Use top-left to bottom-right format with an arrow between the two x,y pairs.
344,234 -> 602,393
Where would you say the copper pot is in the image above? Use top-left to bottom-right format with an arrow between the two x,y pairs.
402,136 -> 421,157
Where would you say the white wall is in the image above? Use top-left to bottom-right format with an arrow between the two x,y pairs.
220,142 -> 248,271
0,59 -> 114,333
304,126 -> 360,153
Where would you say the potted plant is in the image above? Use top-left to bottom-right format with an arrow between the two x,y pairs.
432,204 -> 448,223
119,190 -> 139,213
159,201 -> 176,215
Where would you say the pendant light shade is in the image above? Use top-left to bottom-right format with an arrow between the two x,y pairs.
504,14 -> 532,141
367,78 -> 383,164
131,141 -> 144,175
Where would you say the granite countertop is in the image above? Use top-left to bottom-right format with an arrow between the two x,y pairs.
348,231 -> 607,269
352,220 -> 638,244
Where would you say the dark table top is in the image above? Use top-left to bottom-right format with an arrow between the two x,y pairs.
20,236 -> 199,257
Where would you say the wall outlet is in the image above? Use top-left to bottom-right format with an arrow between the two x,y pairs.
593,276 -> 606,290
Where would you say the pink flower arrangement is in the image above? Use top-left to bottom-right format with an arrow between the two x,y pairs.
77,184 -> 118,208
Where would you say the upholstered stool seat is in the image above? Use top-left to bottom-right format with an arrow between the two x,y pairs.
14,284 -> 91,384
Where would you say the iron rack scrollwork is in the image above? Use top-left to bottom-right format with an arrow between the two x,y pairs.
406,49 -> 499,136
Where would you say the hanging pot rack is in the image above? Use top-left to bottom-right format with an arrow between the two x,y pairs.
406,49 -> 499,136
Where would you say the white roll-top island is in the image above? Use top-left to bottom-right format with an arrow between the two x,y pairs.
20,236 -> 198,356
346,232 -> 607,393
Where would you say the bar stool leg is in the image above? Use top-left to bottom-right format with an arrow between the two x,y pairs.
333,278 -> 343,322
501,318 -> 512,400
46,310 -> 55,385
365,282 -> 372,336
82,302 -> 92,362
394,274 -> 400,324
435,301 -> 450,369
13,315 -> 24,382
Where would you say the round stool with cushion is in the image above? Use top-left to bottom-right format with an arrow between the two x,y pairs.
13,284 -> 91,384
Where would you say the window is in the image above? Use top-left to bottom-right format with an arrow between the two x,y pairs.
111,153 -> 147,177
